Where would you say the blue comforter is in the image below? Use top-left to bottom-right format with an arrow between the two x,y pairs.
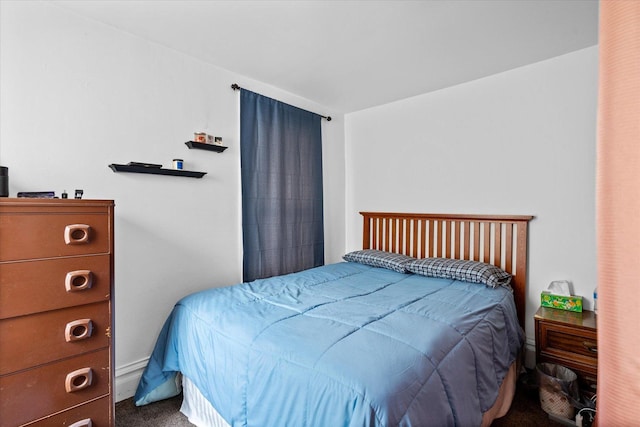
135,262 -> 523,426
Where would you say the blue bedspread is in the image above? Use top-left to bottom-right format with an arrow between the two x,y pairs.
135,262 -> 523,426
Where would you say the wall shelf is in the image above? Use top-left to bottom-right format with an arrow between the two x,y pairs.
108,164 -> 206,178
185,141 -> 228,152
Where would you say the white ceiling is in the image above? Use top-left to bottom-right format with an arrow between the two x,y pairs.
53,0 -> 599,114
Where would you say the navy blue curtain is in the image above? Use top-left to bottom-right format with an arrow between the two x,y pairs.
240,89 -> 324,282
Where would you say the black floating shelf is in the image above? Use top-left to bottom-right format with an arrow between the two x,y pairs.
185,141 -> 228,152
109,164 -> 206,178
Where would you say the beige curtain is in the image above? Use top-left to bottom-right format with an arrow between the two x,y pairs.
596,1 -> 640,424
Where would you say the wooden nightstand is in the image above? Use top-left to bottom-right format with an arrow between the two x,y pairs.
534,306 -> 597,395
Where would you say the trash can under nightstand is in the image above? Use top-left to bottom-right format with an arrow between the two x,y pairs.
536,363 -> 580,420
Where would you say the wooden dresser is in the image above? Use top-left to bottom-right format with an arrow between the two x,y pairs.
0,198 -> 114,426
534,306 -> 597,396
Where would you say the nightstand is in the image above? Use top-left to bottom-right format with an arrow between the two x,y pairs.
534,306 -> 597,395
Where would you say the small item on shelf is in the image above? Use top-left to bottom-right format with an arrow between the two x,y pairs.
207,134 -> 214,145
214,137 -> 223,146
127,162 -> 162,168
194,132 -> 207,143
173,159 -> 184,170
61,190 -> 68,199
74,189 -> 83,199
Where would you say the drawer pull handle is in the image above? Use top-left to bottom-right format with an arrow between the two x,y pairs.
583,341 -> 598,353
65,319 -> 94,342
65,270 -> 93,292
64,224 -> 91,245
65,367 -> 93,393
69,419 -> 93,427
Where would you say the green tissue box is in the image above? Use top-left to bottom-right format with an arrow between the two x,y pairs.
540,291 -> 583,312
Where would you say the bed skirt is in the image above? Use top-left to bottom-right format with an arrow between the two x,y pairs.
181,376 -> 230,427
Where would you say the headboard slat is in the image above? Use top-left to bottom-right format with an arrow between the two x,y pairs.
473,222 -> 481,262
403,220 -> 410,255
411,219 -> 420,254
455,221 -> 460,258
463,221 -> 471,260
483,223 -> 491,264
420,220 -> 427,258
429,221 -> 436,257
494,224 -> 502,267
445,221 -> 452,258
505,224 -> 514,273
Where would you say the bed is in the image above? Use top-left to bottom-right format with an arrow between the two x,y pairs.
135,212 -> 533,426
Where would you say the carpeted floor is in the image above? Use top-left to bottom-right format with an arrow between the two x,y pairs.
116,370 -> 567,426
116,393 -> 192,427
492,374 -> 566,427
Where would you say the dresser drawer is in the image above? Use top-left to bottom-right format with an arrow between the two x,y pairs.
23,396 -> 111,427
0,349 -> 110,427
0,302 -> 110,375
0,212 -> 111,262
0,255 -> 111,319
540,322 -> 598,359
538,321 -> 598,373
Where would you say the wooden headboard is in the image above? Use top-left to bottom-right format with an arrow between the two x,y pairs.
360,212 -> 534,330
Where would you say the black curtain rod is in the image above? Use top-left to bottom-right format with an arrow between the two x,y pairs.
231,83 -> 331,121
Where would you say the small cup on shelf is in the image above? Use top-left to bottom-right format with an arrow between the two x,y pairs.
194,132 -> 206,143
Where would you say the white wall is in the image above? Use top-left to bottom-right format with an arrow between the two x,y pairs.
0,1 -> 345,401
345,46 -> 598,356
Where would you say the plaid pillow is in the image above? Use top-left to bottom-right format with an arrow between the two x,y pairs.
343,249 -> 414,273
405,257 -> 512,288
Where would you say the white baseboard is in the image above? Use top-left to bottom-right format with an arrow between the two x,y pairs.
115,357 -> 149,402
524,338 -> 536,369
